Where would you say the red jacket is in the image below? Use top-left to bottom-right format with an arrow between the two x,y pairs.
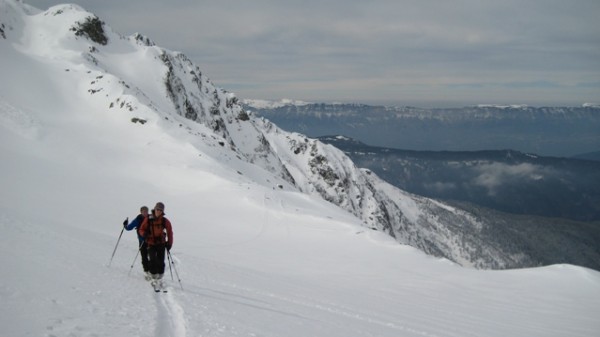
138,215 -> 173,247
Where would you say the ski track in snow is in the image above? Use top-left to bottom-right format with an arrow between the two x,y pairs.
155,290 -> 187,337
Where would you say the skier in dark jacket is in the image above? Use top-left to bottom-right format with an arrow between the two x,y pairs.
138,202 -> 173,290
123,206 -> 150,279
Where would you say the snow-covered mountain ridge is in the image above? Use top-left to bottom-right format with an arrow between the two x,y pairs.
0,0 -> 566,269
2,2 -> 599,336
244,100 -> 600,157
243,98 -> 600,119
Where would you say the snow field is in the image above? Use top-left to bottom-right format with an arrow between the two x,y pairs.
1,1 -> 600,336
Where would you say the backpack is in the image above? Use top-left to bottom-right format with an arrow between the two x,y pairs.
145,216 -> 167,245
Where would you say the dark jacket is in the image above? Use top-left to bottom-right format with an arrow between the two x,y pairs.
125,214 -> 146,244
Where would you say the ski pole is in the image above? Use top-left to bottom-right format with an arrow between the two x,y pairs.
108,219 -> 127,267
167,250 -> 183,291
166,248 -> 174,281
128,241 -> 143,276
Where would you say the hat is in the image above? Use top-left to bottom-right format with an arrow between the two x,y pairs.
154,202 -> 165,212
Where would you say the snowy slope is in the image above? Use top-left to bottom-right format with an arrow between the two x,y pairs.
83,3 -> 537,269
0,0 -> 539,270
1,1 -> 600,336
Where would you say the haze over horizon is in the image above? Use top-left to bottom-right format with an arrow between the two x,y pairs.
25,0 -> 600,107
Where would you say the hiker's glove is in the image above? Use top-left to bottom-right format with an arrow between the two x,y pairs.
122,218 -> 128,228
166,243 -> 172,252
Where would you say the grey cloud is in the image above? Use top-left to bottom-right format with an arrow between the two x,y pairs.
425,182 -> 457,194
472,163 -> 554,196
25,0 -> 600,105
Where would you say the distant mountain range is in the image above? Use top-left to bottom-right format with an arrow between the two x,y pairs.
243,101 -> 600,158
318,136 -> 600,222
573,150 -> 600,161
244,99 -> 600,269
315,136 -> 600,270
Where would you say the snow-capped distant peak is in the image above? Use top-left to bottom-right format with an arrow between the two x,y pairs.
242,98 -> 312,109
476,104 -> 529,109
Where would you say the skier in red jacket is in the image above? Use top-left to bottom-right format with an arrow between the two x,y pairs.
138,202 -> 173,290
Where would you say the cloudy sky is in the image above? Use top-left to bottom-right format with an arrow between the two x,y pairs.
27,0 -> 600,107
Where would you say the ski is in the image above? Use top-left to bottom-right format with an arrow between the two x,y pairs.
151,280 -> 168,293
